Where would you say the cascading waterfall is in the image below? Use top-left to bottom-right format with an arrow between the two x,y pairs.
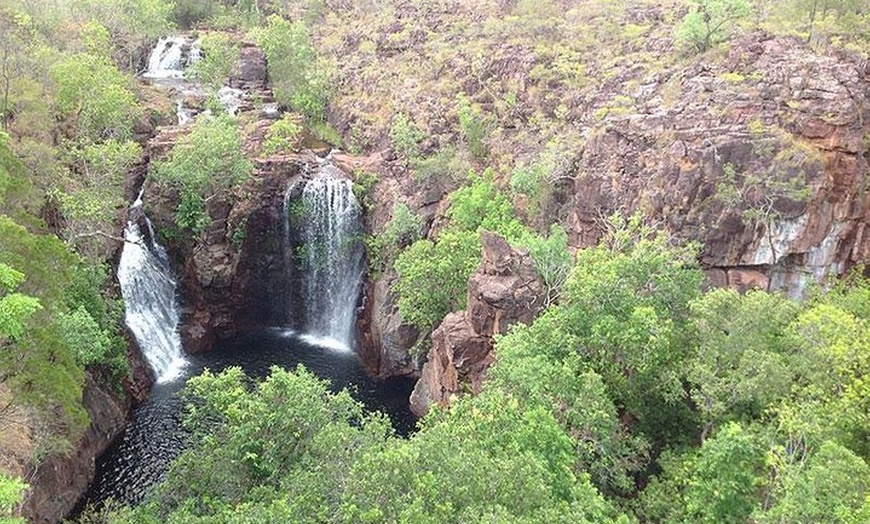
143,36 -> 187,80
286,166 -> 365,351
118,201 -> 186,382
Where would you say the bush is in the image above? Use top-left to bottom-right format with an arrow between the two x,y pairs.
152,114 -> 252,235
262,113 -> 303,155
389,113 -> 425,160
447,170 -> 526,240
456,93 -> 490,160
188,32 -> 240,88
676,0 -> 753,53
394,229 -> 480,330
254,15 -> 332,121
368,202 -> 423,273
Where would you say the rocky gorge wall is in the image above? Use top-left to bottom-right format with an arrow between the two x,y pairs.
349,32 -> 870,406
114,31 -> 870,427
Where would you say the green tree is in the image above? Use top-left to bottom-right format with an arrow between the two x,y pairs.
254,15 -> 332,120
446,170 -> 526,241
261,113 -> 303,155
49,52 -> 138,141
490,317 -> 650,496
188,32 -> 240,89
394,228 -> 480,330
758,440 -> 869,524
561,215 -> 703,434
389,112 -> 425,161
638,422 -> 764,524
342,389 -> 622,523
515,224 -> 572,307
152,114 -> 252,234
0,263 -> 41,341
676,0 -> 753,53
688,289 -> 800,437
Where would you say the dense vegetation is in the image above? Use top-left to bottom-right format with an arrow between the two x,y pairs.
0,0 -> 868,522
79,218 -> 869,523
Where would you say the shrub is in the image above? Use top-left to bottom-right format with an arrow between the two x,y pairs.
152,114 -> 252,235
676,0 -> 753,53
254,15 -> 332,121
389,113 -> 425,160
447,170 -> 526,241
262,113 -> 303,155
188,32 -> 240,88
456,93 -> 490,160
394,228 -> 480,330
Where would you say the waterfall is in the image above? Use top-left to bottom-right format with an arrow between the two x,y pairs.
118,210 -> 186,382
286,166 -> 365,351
144,37 -> 188,80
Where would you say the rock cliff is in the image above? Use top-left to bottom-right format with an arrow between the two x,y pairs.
409,232 -> 545,416
565,33 -> 870,295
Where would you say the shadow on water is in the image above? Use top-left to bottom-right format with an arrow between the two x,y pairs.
74,328 -> 416,513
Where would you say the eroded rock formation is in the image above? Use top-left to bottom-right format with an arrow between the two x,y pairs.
565,33 -> 870,295
409,232 -> 545,416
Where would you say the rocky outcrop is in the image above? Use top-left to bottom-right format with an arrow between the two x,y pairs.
20,374 -> 132,523
566,33 -> 870,295
409,232 -> 545,416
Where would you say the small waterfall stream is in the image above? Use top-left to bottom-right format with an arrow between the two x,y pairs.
286,166 -> 365,351
118,210 -> 187,383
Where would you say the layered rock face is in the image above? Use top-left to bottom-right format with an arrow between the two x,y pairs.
21,377 -> 128,523
565,33 -> 870,294
409,232 -> 545,416
140,42 -> 311,351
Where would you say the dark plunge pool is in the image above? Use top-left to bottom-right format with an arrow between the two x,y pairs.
74,328 -> 416,513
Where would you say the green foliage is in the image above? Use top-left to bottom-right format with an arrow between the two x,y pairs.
367,202 -> 423,274
0,263 -> 42,341
688,289 -> 800,432
447,170 -> 525,241
562,215 -> 703,427
0,473 -> 26,524
343,389 -> 621,524
0,216 -> 88,441
491,318 -> 650,496
261,113 -> 303,155
456,93 -> 489,160
514,224 -> 572,306
411,146 -> 471,183
254,15 -> 332,121
638,422 -> 764,524
350,169 -> 379,211
394,228 -> 480,331
128,365 -> 394,522
57,138 -> 142,257
758,440 -> 869,524
152,114 -> 252,235
117,366 -> 625,524
676,0 -> 753,53
57,306 -> 113,367
394,173 -> 527,331
49,53 -> 138,141
188,32 -> 240,88
389,113 -> 425,160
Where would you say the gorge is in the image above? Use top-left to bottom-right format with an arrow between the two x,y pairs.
1,2 -> 869,523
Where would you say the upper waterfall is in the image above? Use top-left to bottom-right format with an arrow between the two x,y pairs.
143,36 -> 191,80
118,212 -> 187,382
285,166 -> 365,351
